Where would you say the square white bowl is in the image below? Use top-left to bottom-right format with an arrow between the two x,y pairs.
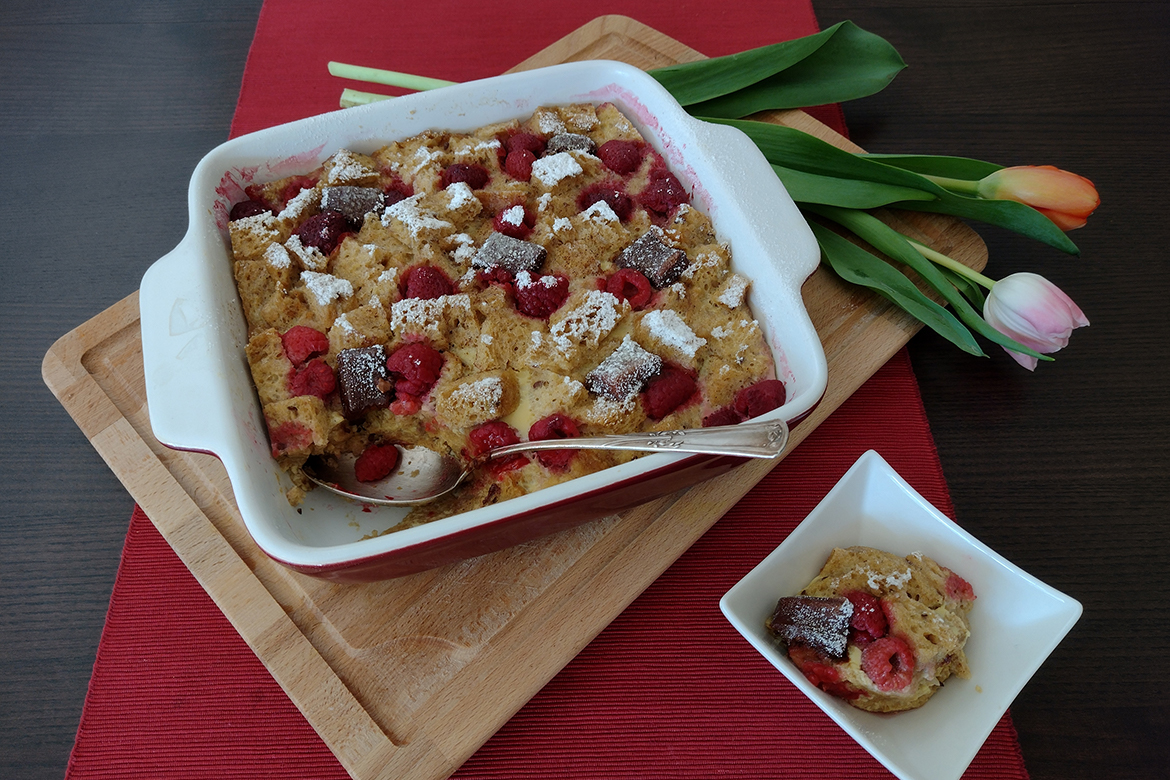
720,450 -> 1081,780
139,60 -> 827,580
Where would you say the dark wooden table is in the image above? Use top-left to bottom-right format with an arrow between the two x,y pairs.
3,1 -> 1166,778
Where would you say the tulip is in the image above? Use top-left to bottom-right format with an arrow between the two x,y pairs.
976,165 -> 1100,230
983,272 -> 1089,370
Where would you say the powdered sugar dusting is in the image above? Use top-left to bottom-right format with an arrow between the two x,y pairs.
718,273 -> 750,308
643,309 -> 706,358
390,293 -> 471,332
326,149 -> 372,184
446,181 -> 478,210
582,199 -> 618,223
285,234 -> 326,271
531,152 -> 583,188
264,242 -> 291,269
301,271 -> 353,306
449,376 -> 504,415
550,290 -> 625,355
383,193 -> 453,238
500,205 -> 525,226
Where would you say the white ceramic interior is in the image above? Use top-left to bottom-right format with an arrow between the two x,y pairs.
720,450 -> 1082,780
140,60 -> 827,571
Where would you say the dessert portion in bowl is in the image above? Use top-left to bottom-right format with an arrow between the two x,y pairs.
766,545 -> 977,712
226,101 -> 787,528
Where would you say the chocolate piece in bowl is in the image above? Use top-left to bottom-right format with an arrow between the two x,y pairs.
616,227 -> 688,288
336,345 -> 392,419
471,232 -> 547,275
766,595 -> 854,660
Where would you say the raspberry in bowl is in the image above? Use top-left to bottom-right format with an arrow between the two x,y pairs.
720,451 -> 1082,780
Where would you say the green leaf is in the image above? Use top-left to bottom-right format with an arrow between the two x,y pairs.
861,153 -> 1002,181
651,21 -> 906,116
938,265 -> 986,309
707,119 -> 1081,254
772,165 -> 935,209
807,205 -> 1049,360
711,119 -> 934,187
809,222 -> 986,356
890,195 -> 1080,254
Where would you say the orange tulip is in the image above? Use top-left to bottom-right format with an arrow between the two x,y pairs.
976,165 -> 1100,230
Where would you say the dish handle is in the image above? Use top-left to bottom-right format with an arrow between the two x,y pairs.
140,230 -> 254,457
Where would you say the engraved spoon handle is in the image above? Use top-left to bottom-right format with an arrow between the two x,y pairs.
488,419 -> 789,460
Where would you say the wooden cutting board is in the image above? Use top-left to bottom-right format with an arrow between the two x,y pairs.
42,15 -> 987,780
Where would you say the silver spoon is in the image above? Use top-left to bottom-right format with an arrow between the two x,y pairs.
303,418 -> 789,506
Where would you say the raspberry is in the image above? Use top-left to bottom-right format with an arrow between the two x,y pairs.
493,204 -> 535,239
577,183 -> 634,222
441,163 -> 490,190
638,168 -> 689,215
466,420 -> 527,475
604,268 -> 654,309
513,272 -> 569,319
505,132 -> 546,156
945,572 -> 977,602
475,267 -> 516,296
787,645 -> 861,700
243,183 -> 280,212
597,139 -> 645,176
702,405 -> 743,428
384,342 -> 444,398
528,413 -> 581,472
861,636 -> 916,691
229,199 -> 271,221
733,379 -> 787,419
294,210 -> 350,255
286,358 -> 336,399
399,265 -> 454,300
641,365 -> 698,420
267,421 -> 313,459
382,179 -> 412,208
280,325 -> 330,366
504,149 -> 536,182
353,443 -> 401,483
843,591 -> 888,646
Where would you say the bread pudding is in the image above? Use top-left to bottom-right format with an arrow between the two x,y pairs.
226,101 -> 786,527
767,546 -> 977,712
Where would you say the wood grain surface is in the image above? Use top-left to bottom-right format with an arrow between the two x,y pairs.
5,2 -> 1167,780
39,17 -> 987,780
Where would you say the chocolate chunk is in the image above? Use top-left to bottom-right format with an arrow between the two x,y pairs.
585,336 -> 663,400
336,345 -> 392,418
616,228 -> 688,288
766,596 -> 854,660
471,232 -> 547,274
545,132 -> 596,155
321,186 -> 384,227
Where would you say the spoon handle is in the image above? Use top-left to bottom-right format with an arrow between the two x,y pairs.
489,419 -> 790,460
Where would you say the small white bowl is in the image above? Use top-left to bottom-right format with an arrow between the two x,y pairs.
720,450 -> 1081,780
140,60 -> 827,580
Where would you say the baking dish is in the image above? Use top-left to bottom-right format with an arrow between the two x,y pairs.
140,60 -> 827,581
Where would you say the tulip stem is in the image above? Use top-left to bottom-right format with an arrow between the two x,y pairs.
328,61 -> 456,91
340,88 -> 394,108
921,174 -> 981,196
908,239 -> 997,289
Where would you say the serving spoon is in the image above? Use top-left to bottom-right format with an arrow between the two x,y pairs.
303,418 -> 789,506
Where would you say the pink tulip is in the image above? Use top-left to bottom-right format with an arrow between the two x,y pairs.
977,165 -> 1100,230
983,272 -> 1089,370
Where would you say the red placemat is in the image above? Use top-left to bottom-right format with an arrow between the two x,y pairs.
66,2 -> 1031,778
